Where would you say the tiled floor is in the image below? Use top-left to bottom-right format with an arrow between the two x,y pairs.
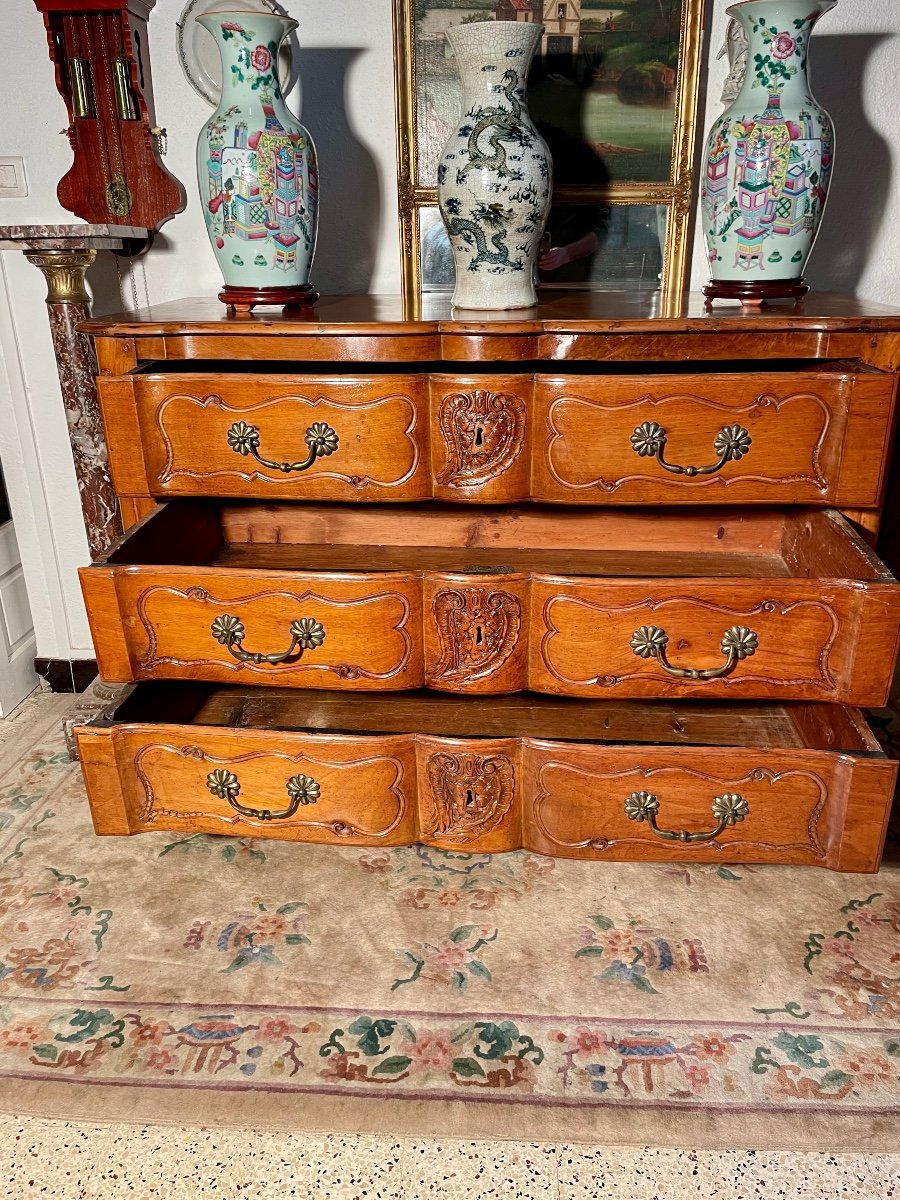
1,692 -> 898,1197
2,1120 -> 900,1198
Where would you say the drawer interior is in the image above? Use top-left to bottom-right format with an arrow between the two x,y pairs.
101,684 -> 882,755
103,501 -> 896,583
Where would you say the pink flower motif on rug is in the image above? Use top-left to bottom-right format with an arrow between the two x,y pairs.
317,1016 -> 543,1089
354,846 -> 555,911
0,866 -> 127,994
797,892 -> 900,1022
574,913 -> 709,994
392,924 -> 498,991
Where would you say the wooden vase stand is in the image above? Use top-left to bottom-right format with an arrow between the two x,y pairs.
703,278 -> 809,310
219,284 -> 319,316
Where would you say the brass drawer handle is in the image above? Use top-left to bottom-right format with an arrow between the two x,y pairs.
207,768 -> 320,821
630,624 -> 758,680
227,420 -> 339,473
630,421 -> 751,477
211,614 -> 326,665
625,789 -> 749,843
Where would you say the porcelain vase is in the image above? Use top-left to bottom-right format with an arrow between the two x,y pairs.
437,20 -> 551,310
701,0 -> 836,297
196,11 -> 318,307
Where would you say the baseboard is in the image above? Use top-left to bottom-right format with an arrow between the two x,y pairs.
35,657 -> 98,693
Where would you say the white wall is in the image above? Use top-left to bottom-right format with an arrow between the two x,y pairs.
0,0 -> 897,660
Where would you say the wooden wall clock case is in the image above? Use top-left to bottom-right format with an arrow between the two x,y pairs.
74,293 -> 900,873
34,0 -> 185,229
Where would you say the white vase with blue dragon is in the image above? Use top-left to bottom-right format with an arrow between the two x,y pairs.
196,10 -> 318,309
437,20 -> 551,310
701,0 -> 836,301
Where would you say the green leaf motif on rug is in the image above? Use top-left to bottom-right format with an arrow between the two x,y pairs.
353,846 -> 556,911
772,1033 -> 828,1070
317,1014 -> 544,1088
159,833 -> 267,864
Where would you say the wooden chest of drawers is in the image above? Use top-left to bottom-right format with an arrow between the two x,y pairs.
75,293 -> 900,871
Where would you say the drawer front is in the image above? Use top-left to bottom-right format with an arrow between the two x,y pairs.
108,572 -> 424,690
127,376 -> 429,501
529,579 -> 879,704
101,368 -> 894,509
76,721 -> 895,870
84,568 -> 899,704
532,370 -> 894,506
520,743 -> 893,869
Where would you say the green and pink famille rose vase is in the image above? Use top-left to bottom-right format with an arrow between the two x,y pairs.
701,0 -> 836,293
196,11 -> 318,298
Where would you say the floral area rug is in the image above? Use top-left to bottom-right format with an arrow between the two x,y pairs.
1,698 -> 899,1149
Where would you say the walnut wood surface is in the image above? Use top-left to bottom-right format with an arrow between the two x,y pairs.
80,502 -> 900,704
94,361 -> 895,508
80,292 -> 900,336
81,293 -> 900,372
74,687 -> 894,870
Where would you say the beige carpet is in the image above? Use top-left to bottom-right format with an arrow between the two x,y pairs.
1,695 -> 899,1151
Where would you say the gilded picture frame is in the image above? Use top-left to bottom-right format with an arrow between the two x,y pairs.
393,0 -> 708,303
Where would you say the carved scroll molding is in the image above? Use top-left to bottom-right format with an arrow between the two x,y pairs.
134,743 -> 408,838
546,391 -> 831,493
540,595 -> 839,692
429,586 -> 522,686
437,389 -> 526,487
423,750 -> 515,842
136,585 -> 413,680
156,391 -> 420,490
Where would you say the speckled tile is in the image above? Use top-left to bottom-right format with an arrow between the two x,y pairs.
1,1117 -> 320,1198
3,1119 -> 900,1199
313,1134 -> 405,1198
404,1139 -> 558,1198
556,1146 -> 900,1199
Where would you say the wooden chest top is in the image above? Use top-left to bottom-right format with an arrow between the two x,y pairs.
82,292 -> 900,365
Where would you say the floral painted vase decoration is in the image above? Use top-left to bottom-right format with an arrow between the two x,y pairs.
701,0 -> 836,302
437,20 -> 552,310
196,11 -> 318,311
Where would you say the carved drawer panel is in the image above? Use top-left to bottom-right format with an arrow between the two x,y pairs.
102,570 -> 422,690
80,502 -> 900,705
519,741 -> 893,868
428,375 -> 530,502
76,686 -> 896,870
532,364 -> 895,506
530,579 -> 865,702
106,374 -> 430,502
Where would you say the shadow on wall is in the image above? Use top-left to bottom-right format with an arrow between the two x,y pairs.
806,33 -> 892,295
294,47 -> 381,295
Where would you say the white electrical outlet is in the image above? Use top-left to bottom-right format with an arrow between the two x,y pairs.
0,158 -> 27,198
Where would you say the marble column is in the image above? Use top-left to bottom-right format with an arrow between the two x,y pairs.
0,223 -> 148,558
23,247 -> 121,558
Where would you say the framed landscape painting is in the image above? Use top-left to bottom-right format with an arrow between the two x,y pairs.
393,0 -> 707,301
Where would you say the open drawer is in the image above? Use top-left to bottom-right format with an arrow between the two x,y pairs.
76,686 -> 897,871
80,502 -> 900,705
